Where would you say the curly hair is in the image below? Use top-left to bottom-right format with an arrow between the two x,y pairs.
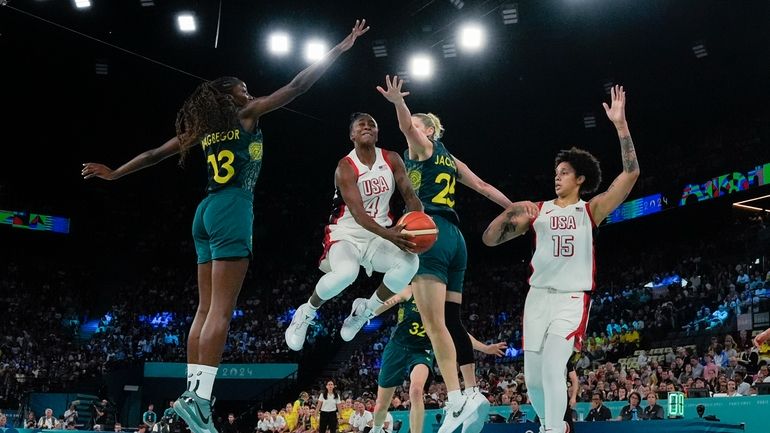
554,147 -> 602,195
175,76 -> 242,164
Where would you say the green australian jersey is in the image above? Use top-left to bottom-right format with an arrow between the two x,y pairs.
404,139 -> 459,225
200,126 -> 263,195
390,297 -> 432,350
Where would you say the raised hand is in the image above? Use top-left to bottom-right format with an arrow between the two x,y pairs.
82,162 -> 116,180
376,75 -> 410,104
336,19 -> 370,52
602,84 -> 627,126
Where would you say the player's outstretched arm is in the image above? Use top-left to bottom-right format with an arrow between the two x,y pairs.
388,151 -> 424,213
376,75 -> 433,160
335,159 -> 416,252
482,201 -> 538,246
589,85 -> 640,224
242,20 -> 369,121
453,156 -> 512,209
468,333 -> 507,356
373,286 -> 412,316
82,136 -> 181,180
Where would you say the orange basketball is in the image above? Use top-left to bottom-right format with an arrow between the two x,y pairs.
397,211 -> 438,253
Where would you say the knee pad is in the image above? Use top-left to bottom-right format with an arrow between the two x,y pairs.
445,302 -> 474,365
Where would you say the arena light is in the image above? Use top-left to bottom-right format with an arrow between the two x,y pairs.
449,0 -> 465,10
269,32 -> 291,55
603,80 -> 614,95
459,24 -> 485,52
139,0 -> 154,6
74,0 -> 91,8
442,42 -> 457,58
501,3 -> 519,24
583,113 -> 597,129
95,61 -> 109,76
304,40 -> 328,62
372,40 -> 388,58
176,13 -> 196,33
409,54 -> 434,80
692,41 -> 708,58
396,70 -> 411,84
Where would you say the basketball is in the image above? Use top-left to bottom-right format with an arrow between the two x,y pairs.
397,211 -> 438,253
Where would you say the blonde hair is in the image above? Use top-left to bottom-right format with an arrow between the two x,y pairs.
413,112 -> 445,141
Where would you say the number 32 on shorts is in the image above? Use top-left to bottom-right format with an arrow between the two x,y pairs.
408,322 -> 426,337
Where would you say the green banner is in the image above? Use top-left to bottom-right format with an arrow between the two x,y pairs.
143,363 -> 297,379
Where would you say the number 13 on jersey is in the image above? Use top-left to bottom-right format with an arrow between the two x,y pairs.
207,150 -> 236,184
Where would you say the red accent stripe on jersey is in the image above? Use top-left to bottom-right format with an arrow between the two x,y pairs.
527,201 -> 544,286
381,149 -> 394,172
344,156 -> 360,177
566,293 -> 592,351
584,201 -> 597,290
585,200 -> 598,229
318,225 -> 339,265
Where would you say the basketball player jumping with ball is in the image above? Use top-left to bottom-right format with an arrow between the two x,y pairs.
285,112 -> 424,351
377,75 -> 538,433
483,85 -> 640,433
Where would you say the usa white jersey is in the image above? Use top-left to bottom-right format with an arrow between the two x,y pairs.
528,199 -> 597,292
327,147 -> 395,231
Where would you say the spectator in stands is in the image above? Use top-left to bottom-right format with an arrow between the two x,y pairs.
223,413 -> 239,433
257,412 -> 272,433
114,422 -> 123,432
38,408 -> 57,429
142,404 -> 157,430
585,393 -> 612,421
725,380 -> 741,397
689,358 -> 704,378
271,409 -> 287,433
0,414 -> 8,428
642,393 -> 664,420
137,424 -> 148,433
506,400 -> 525,423
347,402 -> 372,433
618,392 -> 643,421
338,400 -> 354,433
64,404 -> 79,426
734,371 -> 751,396
388,397 -> 406,411
26,411 -> 37,428
702,355 -> 719,381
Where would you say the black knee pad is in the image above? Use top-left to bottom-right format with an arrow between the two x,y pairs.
445,302 -> 474,366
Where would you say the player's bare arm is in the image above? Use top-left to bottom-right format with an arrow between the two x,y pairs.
589,85 -> 640,224
482,201 -> 539,246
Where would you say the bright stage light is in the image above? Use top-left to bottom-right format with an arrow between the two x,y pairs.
177,14 -> 196,33
269,33 -> 291,55
304,40 -> 328,62
74,0 -> 91,8
459,24 -> 485,51
409,54 -> 434,80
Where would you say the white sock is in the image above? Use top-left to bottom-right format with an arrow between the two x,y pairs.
466,386 -> 479,395
194,365 -> 218,400
447,390 -> 463,406
305,301 -> 319,312
186,364 -> 201,391
364,293 -> 386,313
